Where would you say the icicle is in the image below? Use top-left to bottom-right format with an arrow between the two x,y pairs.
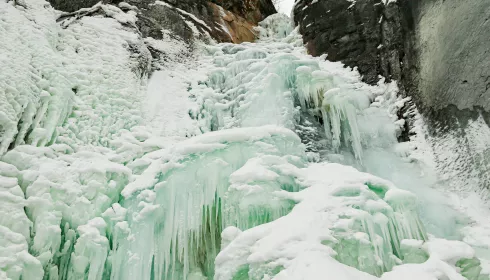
322,88 -> 364,161
110,127 -> 305,280
215,164 -> 430,280
68,218 -> 109,280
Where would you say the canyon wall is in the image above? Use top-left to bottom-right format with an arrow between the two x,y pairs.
294,0 -> 490,194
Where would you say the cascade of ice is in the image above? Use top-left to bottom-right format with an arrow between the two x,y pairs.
2,4 -> 490,280
199,41 -> 378,163
108,127 -> 305,280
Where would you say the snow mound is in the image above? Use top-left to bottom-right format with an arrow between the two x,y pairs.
215,163 -> 425,279
215,163 -> 488,280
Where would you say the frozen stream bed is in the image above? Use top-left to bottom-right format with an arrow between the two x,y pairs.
1,2 -> 490,279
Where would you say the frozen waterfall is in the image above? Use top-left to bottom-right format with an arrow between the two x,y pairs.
1,4 -> 490,280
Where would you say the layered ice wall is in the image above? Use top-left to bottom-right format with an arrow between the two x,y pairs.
1,4 -> 490,280
0,0 -> 73,154
110,127 -> 306,280
197,14 -> 402,162
0,0 -> 149,278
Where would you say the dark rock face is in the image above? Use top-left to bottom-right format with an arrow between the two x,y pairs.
294,0 -> 490,193
48,0 -> 100,12
293,0 -> 415,86
294,0 -> 385,84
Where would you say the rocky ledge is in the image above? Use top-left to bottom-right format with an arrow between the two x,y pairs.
50,0 -> 277,44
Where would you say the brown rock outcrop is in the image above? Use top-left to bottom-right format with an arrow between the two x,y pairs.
207,2 -> 258,43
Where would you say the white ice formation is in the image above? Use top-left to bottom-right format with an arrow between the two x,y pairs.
1,3 -> 490,280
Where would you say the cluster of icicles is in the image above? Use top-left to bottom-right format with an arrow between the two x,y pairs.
6,11 -> 487,280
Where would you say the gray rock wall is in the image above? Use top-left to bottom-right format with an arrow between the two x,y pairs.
294,0 -> 490,194
395,0 -> 490,195
293,0 -> 385,84
416,0 -> 490,111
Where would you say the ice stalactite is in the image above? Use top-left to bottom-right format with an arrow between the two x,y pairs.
108,127 -> 305,280
1,146 -> 131,280
293,64 -> 374,161
214,163 -> 429,280
0,162 -> 43,280
0,0 -> 74,154
67,218 -> 110,280
0,0 -> 150,278
330,185 -> 428,276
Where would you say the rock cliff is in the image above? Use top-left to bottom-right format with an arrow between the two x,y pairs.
294,0 -> 490,194
50,0 -> 276,44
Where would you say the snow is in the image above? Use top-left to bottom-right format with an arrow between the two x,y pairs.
215,162 -> 482,280
1,3 -> 489,280
281,0 -> 297,15
121,125 -> 302,198
144,69 -> 202,138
